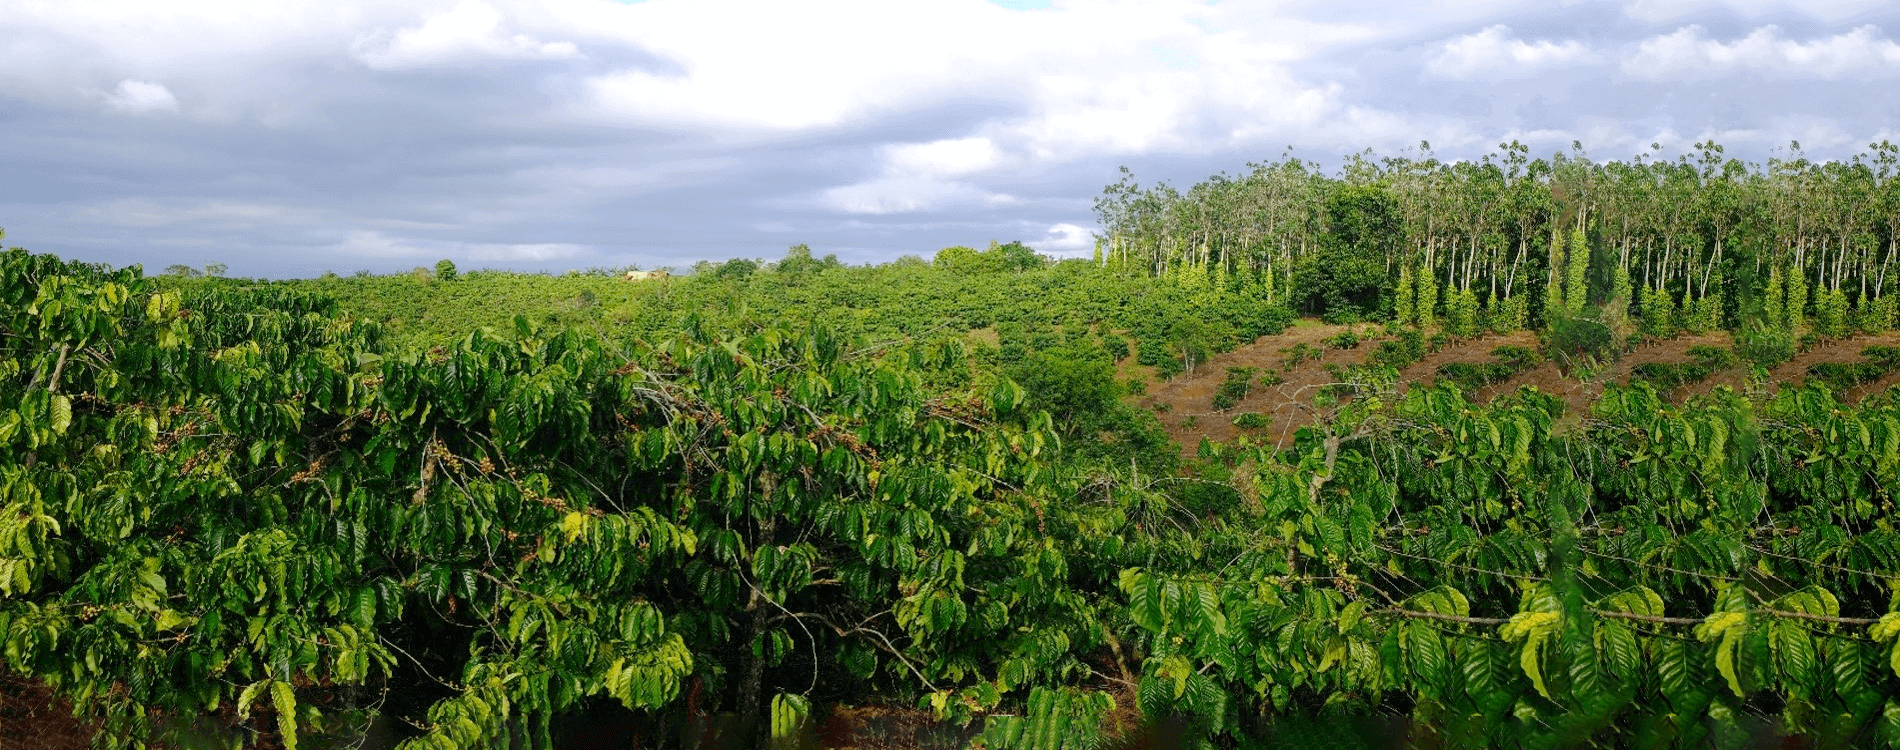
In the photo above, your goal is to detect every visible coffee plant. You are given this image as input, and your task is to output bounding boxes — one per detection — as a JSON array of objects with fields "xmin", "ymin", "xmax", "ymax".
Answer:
[{"xmin": 5, "ymin": 247, "xmax": 1900, "ymax": 749}]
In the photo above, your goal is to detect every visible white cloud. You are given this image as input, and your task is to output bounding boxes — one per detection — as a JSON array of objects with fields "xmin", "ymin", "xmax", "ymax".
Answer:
[
  {"xmin": 1427, "ymin": 25, "xmax": 1600, "ymax": 80},
  {"xmin": 75, "ymin": 199, "xmax": 320, "ymax": 227},
  {"xmin": 1036, "ymin": 222, "xmax": 1095, "ymax": 255},
  {"xmin": 330, "ymin": 229, "xmax": 583, "ymax": 261},
  {"xmin": 1623, "ymin": 25, "xmax": 1900, "ymax": 79},
  {"xmin": 104, "ymin": 79, "xmax": 180, "ymax": 115},
  {"xmin": 883, "ymin": 138, "xmax": 1001, "ymax": 179},
  {"xmin": 355, "ymin": 1, "xmax": 579, "ymax": 69},
  {"xmin": 466, "ymin": 241, "xmax": 582, "ymax": 261},
  {"xmin": 6, "ymin": 0, "xmax": 1900, "ymax": 274},
  {"xmin": 821, "ymin": 137, "xmax": 1007, "ymax": 213},
  {"xmin": 573, "ymin": 0, "xmax": 1392, "ymax": 157},
  {"xmin": 1622, "ymin": 0, "xmax": 1891, "ymax": 23},
  {"xmin": 821, "ymin": 177, "xmax": 1013, "ymax": 215},
  {"xmin": 332, "ymin": 230, "xmax": 434, "ymax": 258}
]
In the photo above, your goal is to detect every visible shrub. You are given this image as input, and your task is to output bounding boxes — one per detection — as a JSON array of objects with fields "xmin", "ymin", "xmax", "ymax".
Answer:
[
  {"xmin": 1444, "ymin": 288, "xmax": 1481, "ymax": 338},
  {"xmin": 1103, "ymin": 336, "xmax": 1131, "ymax": 362},
  {"xmin": 1212, "ymin": 366, "xmax": 1257, "ymax": 411},
  {"xmin": 1369, "ymin": 328, "xmax": 1424, "ymax": 369},
  {"xmin": 1869, "ymin": 295, "xmax": 1898, "ymax": 331},
  {"xmin": 1323, "ymin": 330, "xmax": 1361, "ymax": 350},
  {"xmin": 1687, "ymin": 345, "xmax": 1738, "ymax": 371},
  {"xmin": 1232, "ymin": 412, "xmax": 1273, "ymax": 429},
  {"xmin": 1813, "ymin": 288, "xmax": 1851, "ymax": 339},
  {"xmin": 1809, "ymin": 345, "xmax": 1900, "ymax": 390},
  {"xmin": 1736, "ymin": 322, "xmax": 1795, "ymax": 368},
  {"xmin": 434, "ymin": 259, "xmax": 458, "ymax": 281},
  {"xmin": 1007, "ymin": 348, "xmax": 1120, "ymax": 438},
  {"xmin": 1314, "ymin": 364, "xmax": 1391, "ymax": 403},
  {"xmin": 1320, "ymin": 307, "xmax": 1363, "ymax": 325},
  {"xmin": 1638, "ymin": 287, "xmax": 1676, "ymax": 338},
  {"xmin": 1865, "ymin": 345, "xmax": 1900, "ymax": 370},
  {"xmin": 1488, "ymin": 294, "xmax": 1529, "ymax": 333},
  {"xmin": 1436, "ymin": 361, "xmax": 1514, "ymax": 392},
  {"xmin": 1545, "ymin": 312, "xmax": 1617, "ymax": 363},
  {"xmin": 1684, "ymin": 292, "xmax": 1722, "ymax": 333},
  {"xmin": 1435, "ymin": 345, "xmax": 1542, "ymax": 393},
  {"xmin": 1806, "ymin": 362, "xmax": 1885, "ymax": 391},
  {"xmin": 997, "ymin": 323, "xmax": 1028, "ymax": 364},
  {"xmin": 1257, "ymin": 368, "xmax": 1284, "ymax": 387},
  {"xmin": 1631, "ymin": 362, "xmax": 1703, "ymax": 389},
  {"xmin": 1632, "ymin": 349, "xmax": 1739, "ymax": 389},
  {"xmin": 1279, "ymin": 342, "xmax": 1322, "ymax": 369},
  {"xmin": 1492, "ymin": 345, "xmax": 1543, "ymax": 371}
]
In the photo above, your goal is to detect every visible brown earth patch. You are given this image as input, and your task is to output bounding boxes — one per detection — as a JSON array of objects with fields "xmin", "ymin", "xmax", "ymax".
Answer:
[
  {"xmin": 1769, "ymin": 332, "xmax": 1900, "ymax": 397},
  {"xmin": 1395, "ymin": 331, "xmax": 1540, "ymax": 387},
  {"xmin": 1138, "ymin": 321, "xmax": 1370, "ymax": 455},
  {"xmin": 0, "ymin": 672, "xmax": 95, "ymax": 750},
  {"xmin": 1606, "ymin": 332, "xmax": 1735, "ymax": 379},
  {"xmin": 1135, "ymin": 324, "xmax": 1900, "ymax": 457},
  {"xmin": 1847, "ymin": 368, "xmax": 1900, "ymax": 403},
  {"xmin": 1614, "ymin": 332, "xmax": 1742, "ymax": 403}
]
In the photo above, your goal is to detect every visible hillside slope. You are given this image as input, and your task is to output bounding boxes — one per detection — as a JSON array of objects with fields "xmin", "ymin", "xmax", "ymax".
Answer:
[{"xmin": 1138, "ymin": 322, "xmax": 1900, "ymax": 455}]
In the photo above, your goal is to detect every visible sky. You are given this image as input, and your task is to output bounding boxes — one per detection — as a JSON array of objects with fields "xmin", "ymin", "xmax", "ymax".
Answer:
[{"xmin": 1, "ymin": 0, "xmax": 1897, "ymax": 278}]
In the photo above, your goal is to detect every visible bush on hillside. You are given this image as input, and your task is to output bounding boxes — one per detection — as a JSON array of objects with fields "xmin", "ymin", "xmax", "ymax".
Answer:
[
  {"xmin": 1369, "ymin": 328, "xmax": 1425, "ymax": 369},
  {"xmin": 1212, "ymin": 366, "xmax": 1257, "ymax": 411},
  {"xmin": 1735, "ymin": 322, "xmax": 1795, "ymax": 368}
]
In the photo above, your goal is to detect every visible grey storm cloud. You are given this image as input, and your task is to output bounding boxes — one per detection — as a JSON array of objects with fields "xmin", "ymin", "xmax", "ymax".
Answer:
[{"xmin": 0, "ymin": 0, "xmax": 1896, "ymax": 277}]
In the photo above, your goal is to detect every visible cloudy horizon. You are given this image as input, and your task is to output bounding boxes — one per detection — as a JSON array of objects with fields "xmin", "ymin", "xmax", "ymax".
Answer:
[{"xmin": 2, "ymin": 0, "xmax": 1897, "ymax": 278}]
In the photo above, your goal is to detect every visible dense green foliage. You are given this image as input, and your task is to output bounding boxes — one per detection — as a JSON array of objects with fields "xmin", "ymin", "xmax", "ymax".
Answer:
[
  {"xmin": 274, "ymin": 244, "xmax": 1289, "ymax": 372},
  {"xmin": 1805, "ymin": 346, "xmax": 1900, "ymax": 391},
  {"xmin": 7, "ymin": 243, "xmax": 1900, "ymax": 749},
  {"xmin": 1630, "ymin": 346, "xmax": 1740, "ymax": 390},
  {"xmin": 1097, "ymin": 141, "xmax": 1900, "ymax": 338},
  {"xmin": 1434, "ymin": 345, "xmax": 1543, "ymax": 394}
]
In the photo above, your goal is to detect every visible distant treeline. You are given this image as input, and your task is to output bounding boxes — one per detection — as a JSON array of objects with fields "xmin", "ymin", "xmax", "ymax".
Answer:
[{"xmin": 1094, "ymin": 140, "xmax": 1900, "ymax": 332}]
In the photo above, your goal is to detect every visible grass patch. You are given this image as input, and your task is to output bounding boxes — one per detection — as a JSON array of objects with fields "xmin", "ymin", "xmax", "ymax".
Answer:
[
  {"xmin": 1368, "ymin": 328, "xmax": 1424, "ymax": 369},
  {"xmin": 1433, "ymin": 345, "xmax": 1544, "ymax": 394},
  {"xmin": 1213, "ymin": 366, "xmax": 1257, "ymax": 411},
  {"xmin": 1630, "ymin": 346, "xmax": 1740, "ymax": 390},
  {"xmin": 1279, "ymin": 342, "xmax": 1323, "ymax": 369},
  {"xmin": 1806, "ymin": 345, "xmax": 1900, "ymax": 391},
  {"xmin": 1232, "ymin": 412, "xmax": 1273, "ymax": 429}
]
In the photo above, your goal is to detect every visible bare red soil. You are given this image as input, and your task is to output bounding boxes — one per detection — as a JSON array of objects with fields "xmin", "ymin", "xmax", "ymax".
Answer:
[
  {"xmin": 1137, "ymin": 322, "xmax": 1900, "ymax": 455},
  {"xmin": 1137, "ymin": 322, "xmax": 1372, "ymax": 455}
]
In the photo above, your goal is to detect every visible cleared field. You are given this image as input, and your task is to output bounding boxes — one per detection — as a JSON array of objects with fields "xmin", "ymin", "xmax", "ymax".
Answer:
[{"xmin": 1142, "ymin": 321, "xmax": 1900, "ymax": 454}]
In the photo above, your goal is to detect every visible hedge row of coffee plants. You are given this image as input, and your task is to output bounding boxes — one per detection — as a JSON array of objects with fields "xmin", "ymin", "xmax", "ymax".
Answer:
[{"xmin": 7, "ymin": 247, "xmax": 1900, "ymax": 748}]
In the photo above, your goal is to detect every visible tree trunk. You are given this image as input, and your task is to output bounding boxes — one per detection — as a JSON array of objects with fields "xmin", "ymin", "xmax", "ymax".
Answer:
[
  {"xmin": 737, "ymin": 513, "xmax": 778, "ymax": 747},
  {"xmin": 1700, "ymin": 229, "xmax": 1721, "ymax": 298}
]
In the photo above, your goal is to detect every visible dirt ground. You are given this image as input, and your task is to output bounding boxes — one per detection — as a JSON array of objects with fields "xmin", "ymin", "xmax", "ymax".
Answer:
[
  {"xmin": 1138, "ymin": 321, "xmax": 1372, "ymax": 455},
  {"xmin": 1137, "ymin": 322, "xmax": 1900, "ymax": 455},
  {"xmin": 0, "ymin": 672, "xmax": 94, "ymax": 750}
]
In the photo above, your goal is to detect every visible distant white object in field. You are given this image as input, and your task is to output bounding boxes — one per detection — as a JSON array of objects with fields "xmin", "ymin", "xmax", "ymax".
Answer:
[{"xmin": 624, "ymin": 269, "xmax": 670, "ymax": 281}]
